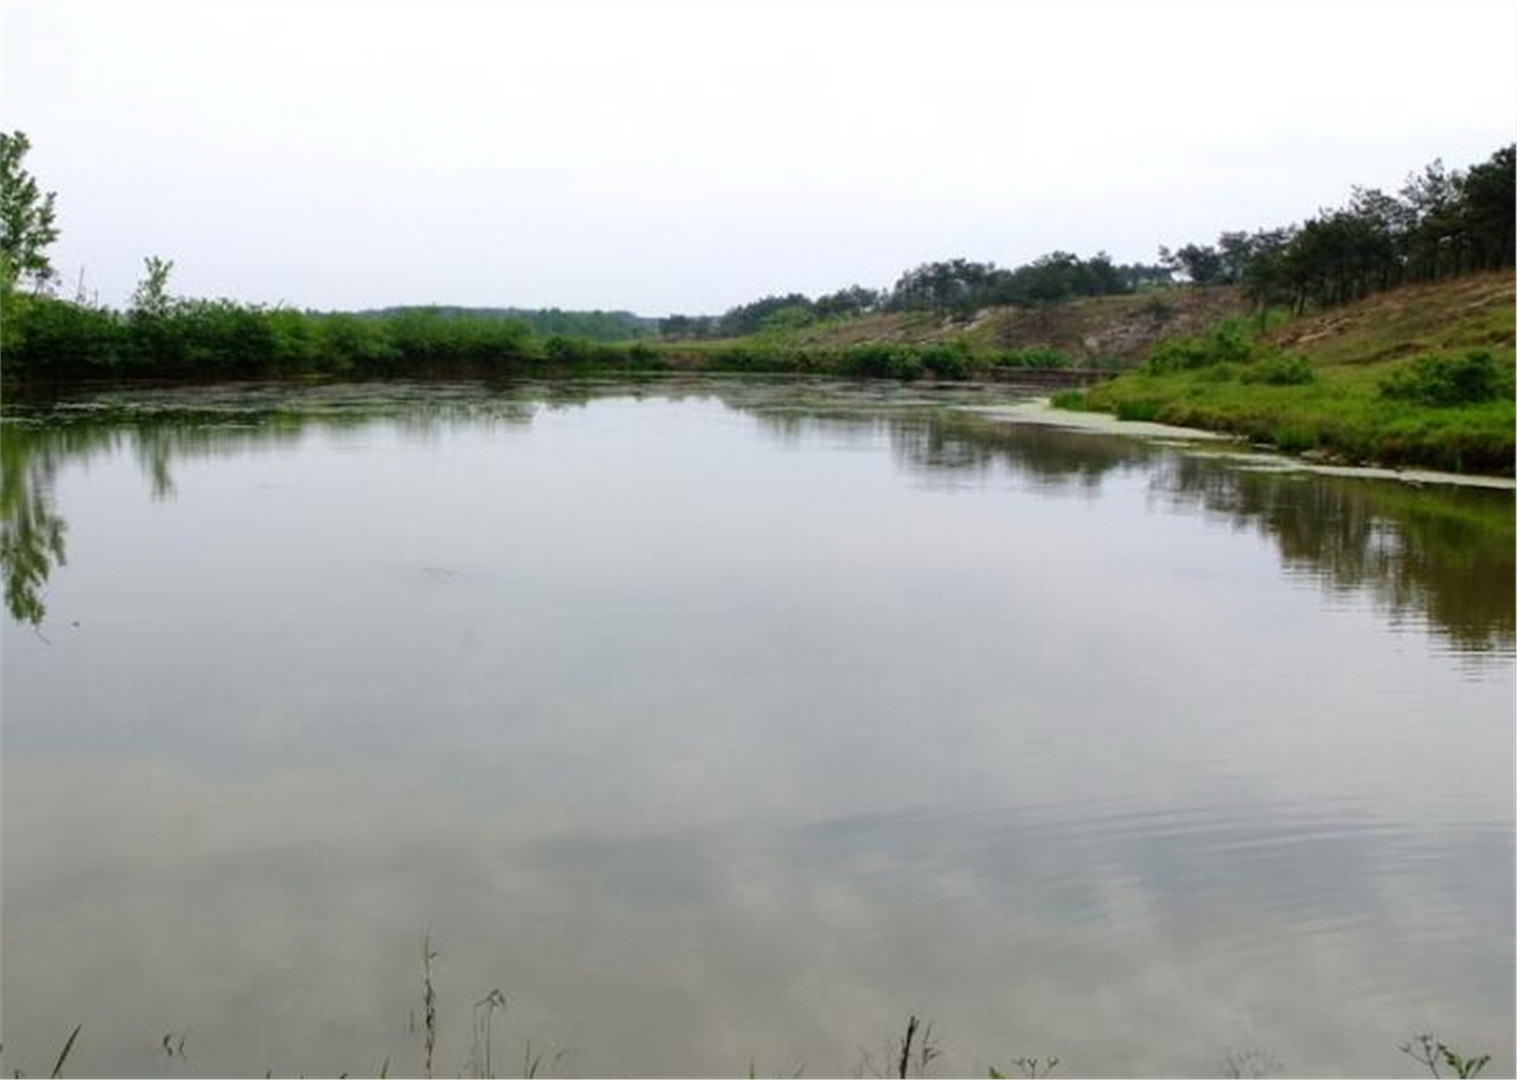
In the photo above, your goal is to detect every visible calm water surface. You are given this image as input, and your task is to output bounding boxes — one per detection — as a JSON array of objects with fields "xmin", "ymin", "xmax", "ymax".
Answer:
[{"xmin": 2, "ymin": 378, "xmax": 1512, "ymax": 1078}]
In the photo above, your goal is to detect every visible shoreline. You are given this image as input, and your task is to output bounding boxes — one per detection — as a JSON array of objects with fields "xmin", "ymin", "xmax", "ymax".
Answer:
[{"xmin": 976, "ymin": 397, "xmax": 1517, "ymax": 490}]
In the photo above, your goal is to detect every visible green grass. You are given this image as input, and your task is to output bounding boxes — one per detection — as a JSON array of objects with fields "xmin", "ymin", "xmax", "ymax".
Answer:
[
  {"xmin": 1079, "ymin": 367, "xmax": 1513, "ymax": 473},
  {"xmin": 1059, "ymin": 274, "xmax": 1516, "ymax": 475}
]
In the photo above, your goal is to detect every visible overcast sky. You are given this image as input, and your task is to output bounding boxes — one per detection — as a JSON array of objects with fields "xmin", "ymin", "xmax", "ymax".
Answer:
[{"xmin": 1, "ymin": 0, "xmax": 1513, "ymax": 316}]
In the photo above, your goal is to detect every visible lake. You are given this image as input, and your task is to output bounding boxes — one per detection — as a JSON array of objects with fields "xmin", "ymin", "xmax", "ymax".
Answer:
[{"xmin": 2, "ymin": 377, "xmax": 1512, "ymax": 1078}]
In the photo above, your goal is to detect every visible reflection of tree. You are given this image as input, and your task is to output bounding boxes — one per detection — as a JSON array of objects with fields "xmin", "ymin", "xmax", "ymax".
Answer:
[
  {"xmin": 749, "ymin": 408, "xmax": 1152, "ymax": 489},
  {"xmin": 894, "ymin": 413, "xmax": 1152, "ymax": 489},
  {"xmin": 0, "ymin": 425, "xmax": 68, "ymax": 626},
  {"xmin": 0, "ymin": 386, "xmax": 542, "ymax": 625},
  {"xmin": 3, "ymin": 381, "xmax": 1513, "ymax": 655},
  {"xmin": 1155, "ymin": 456, "xmax": 1515, "ymax": 653},
  {"xmin": 741, "ymin": 401, "xmax": 1513, "ymax": 655}
]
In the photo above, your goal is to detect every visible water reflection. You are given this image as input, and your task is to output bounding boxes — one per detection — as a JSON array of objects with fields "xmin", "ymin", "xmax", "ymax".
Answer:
[
  {"xmin": 0, "ymin": 385, "xmax": 541, "ymax": 625},
  {"xmin": 1154, "ymin": 455, "xmax": 1515, "ymax": 655},
  {"xmin": 5, "ymin": 380, "xmax": 1509, "ymax": 656},
  {"xmin": 2, "ymin": 377, "xmax": 1511, "ymax": 1077},
  {"xmin": 4, "ymin": 758, "xmax": 1510, "ymax": 1078}
]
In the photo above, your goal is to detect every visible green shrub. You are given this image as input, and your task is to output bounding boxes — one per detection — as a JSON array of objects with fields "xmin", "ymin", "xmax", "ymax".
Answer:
[
  {"xmin": 920, "ymin": 342, "xmax": 974, "ymax": 379},
  {"xmin": 3, "ymin": 294, "xmax": 125, "ymax": 373},
  {"xmin": 1145, "ymin": 319, "xmax": 1258, "ymax": 373},
  {"xmin": 1144, "ymin": 336, "xmax": 1213, "ymax": 373},
  {"xmin": 842, "ymin": 343, "xmax": 922, "ymax": 380},
  {"xmin": 625, "ymin": 342, "xmax": 668, "ymax": 369},
  {"xmin": 1379, "ymin": 350, "xmax": 1508, "ymax": 406},
  {"xmin": 1271, "ymin": 425, "xmax": 1319, "ymax": 453},
  {"xmin": 1114, "ymin": 400, "xmax": 1161, "ymax": 421},
  {"xmin": 1241, "ymin": 353, "xmax": 1316, "ymax": 385},
  {"xmin": 544, "ymin": 335, "xmax": 592, "ymax": 364},
  {"xmin": 706, "ymin": 345, "xmax": 798, "ymax": 373},
  {"xmin": 1209, "ymin": 319, "xmax": 1255, "ymax": 364},
  {"xmin": 316, "ymin": 313, "xmax": 400, "ymax": 372}
]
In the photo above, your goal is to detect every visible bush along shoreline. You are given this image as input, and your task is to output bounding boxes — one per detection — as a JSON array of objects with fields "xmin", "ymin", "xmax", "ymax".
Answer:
[
  {"xmin": 1051, "ymin": 305, "xmax": 1515, "ymax": 477},
  {"xmin": 0, "ymin": 284, "xmax": 1091, "ymax": 386}
]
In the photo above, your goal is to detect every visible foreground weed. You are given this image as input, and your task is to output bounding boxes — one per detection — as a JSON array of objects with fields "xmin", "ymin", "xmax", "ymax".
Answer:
[
  {"xmin": 421, "ymin": 933, "xmax": 438, "ymax": 1079},
  {"xmin": 48, "ymin": 1026, "xmax": 81, "ymax": 1079},
  {"xmin": 522, "ymin": 1039, "xmax": 568, "ymax": 1079},
  {"xmin": 1220, "ymin": 1048, "xmax": 1280, "ymax": 1078},
  {"xmin": 470, "ymin": 988, "xmax": 506, "ymax": 1079},
  {"xmin": 988, "ymin": 1056, "xmax": 1059, "ymax": 1079},
  {"xmin": 857, "ymin": 1015, "xmax": 940, "ymax": 1079},
  {"xmin": 1400, "ymin": 1033, "xmax": 1491, "ymax": 1078}
]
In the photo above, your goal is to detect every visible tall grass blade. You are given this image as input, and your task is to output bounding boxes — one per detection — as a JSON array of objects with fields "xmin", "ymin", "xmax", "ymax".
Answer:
[{"xmin": 48, "ymin": 1026, "xmax": 81, "ymax": 1079}]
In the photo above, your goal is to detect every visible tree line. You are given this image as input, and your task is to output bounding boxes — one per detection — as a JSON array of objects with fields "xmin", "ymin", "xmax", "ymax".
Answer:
[
  {"xmin": 356, "ymin": 305, "xmax": 656, "ymax": 342},
  {"xmin": 1161, "ymin": 145, "xmax": 1514, "ymax": 312},
  {"xmin": 658, "ymin": 254, "xmax": 1171, "ymax": 339},
  {"xmin": 2, "ymin": 252, "xmax": 542, "ymax": 378},
  {"xmin": 662, "ymin": 145, "xmax": 1513, "ymax": 340}
]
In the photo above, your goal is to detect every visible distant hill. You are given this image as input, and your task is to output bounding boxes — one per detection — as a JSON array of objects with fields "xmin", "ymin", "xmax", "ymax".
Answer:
[
  {"xmin": 353, "ymin": 306, "xmax": 659, "ymax": 342},
  {"xmin": 721, "ymin": 286, "xmax": 1253, "ymax": 368}
]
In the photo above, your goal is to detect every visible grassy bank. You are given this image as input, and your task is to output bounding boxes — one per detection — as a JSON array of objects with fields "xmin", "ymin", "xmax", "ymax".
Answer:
[{"xmin": 1052, "ymin": 273, "xmax": 1515, "ymax": 475}]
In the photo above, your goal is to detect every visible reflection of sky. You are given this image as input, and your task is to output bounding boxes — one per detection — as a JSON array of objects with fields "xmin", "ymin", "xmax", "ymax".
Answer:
[{"xmin": 3, "ymin": 391, "xmax": 1513, "ymax": 1077}]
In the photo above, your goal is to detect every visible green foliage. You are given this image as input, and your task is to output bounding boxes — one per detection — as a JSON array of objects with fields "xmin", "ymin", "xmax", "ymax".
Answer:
[
  {"xmin": 625, "ymin": 342, "xmax": 667, "ymax": 369},
  {"xmin": 840, "ymin": 344, "xmax": 924, "ymax": 380},
  {"xmin": 361, "ymin": 305, "xmax": 652, "ymax": 342},
  {"xmin": 544, "ymin": 334, "xmax": 621, "ymax": 366},
  {"xmin": 3, "ymin": 293, "xmax": 543, "ymax": 379},
  {"xmin": 1442, "ymin": 1046, "xmax": 1492, "ymax": 1079},
  {"xmin": 657, "ymin": 313, "xmax": 717, "ymax": 339},
  {"xmin": 1086, "ymin": 338, "xmax": 1515, "ymax": 474},
  {"xmin": 1145, "ymin": 337, "xmax": 1215, "ymax": 373},
  {"xmin": 1239, "ymin": 354, "xmax": 1315, "ymax": 386},
  {"xmin": 884, "ymin": 252, "xmax": 1161, "ymax": 316},
  {"xmin": 318, "ymin": 312, "xmax": 400, "ymax": 372},
  {"xmin": 1165, "ymin": 144, "xmax": 1515, "ymax": 314},
  {"xmin": 758, "ymin": 304, "xmax": 817, "ymax": 333},
  {"xmin": 384, "ymin": 307, "xmax": 532, "ymax": 367},
  {"xmin": 1269, "ymin": 424, "xmax": 1319, "ymax": 454},
  {"xmin": 1400, "ymin": 1034, "xmax": 1492, "ymax": 1079},
  {"xmin": 1113, "ymin": 400, "xmax": 1161, "ymax": 421},
  {"xmin": 131, "ymin": 256, "xmax": 174, "ymax": 316},
  {"xmin": 0, "ymin": 131, "xmax": 61, "ymax": 291},
  {"xmin": 1197, "ymin": 362, "xmax": 1242, "ymax": 383},
  {"xmin": 4, "ymin": 294, "xmax": 123, "ymax": 373},
  {"xmin": 716, "ymin": 293, "xmax": 816, "ymax": 337},
  {"xmin": 919, "ymin": 341, "xmax": 976, "ymax": 379},
  {"xmin": 1145, "ymin": 319, "xmax": 1261, "ymax": 373},
  {"xmin": 701, "ymin": 344, "xmax": 804, "ymax": 374},
  {"xmin": 1379, "ymin": 350, "xmax": 1507, "ymax": 406},
  {"xmin": 1160, "ymin": 242, "xmax": 1226, "ymax": 285},
  {"xmin": 814, "ymin": 284, "xmax": 883, "ymax": 319},
  {"xmin": 266, "ymin": 307, "xmax": 321, "ymax": 372}
]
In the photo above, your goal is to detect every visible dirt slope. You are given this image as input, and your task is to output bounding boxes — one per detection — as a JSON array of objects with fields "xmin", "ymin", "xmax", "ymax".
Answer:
[
  {"xmin": 1264, "ymin": 271, "xmax": 1514, "ymax": 367},
  {"xmin": 784, "ymin": 287, "xmax": 1252, "ymax": 366}
]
